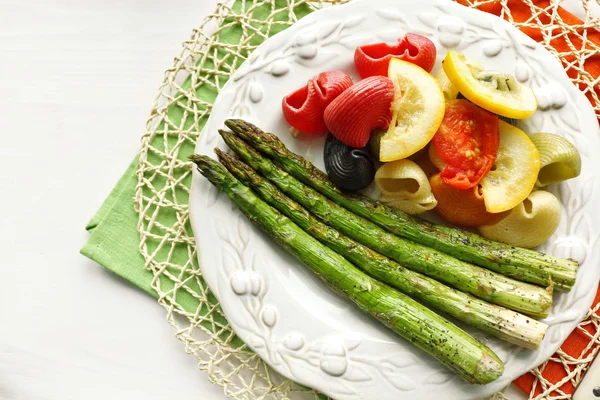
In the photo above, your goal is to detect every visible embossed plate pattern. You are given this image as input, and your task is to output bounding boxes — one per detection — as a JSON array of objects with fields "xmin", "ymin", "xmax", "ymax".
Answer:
[{"xmin": 190, "ymin": 0, "xmax": 600, "ymax": 398}]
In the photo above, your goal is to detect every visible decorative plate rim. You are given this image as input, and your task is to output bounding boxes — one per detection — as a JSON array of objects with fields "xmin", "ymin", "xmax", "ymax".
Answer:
[{"xmin": 189, "ymin": 1, "xmax": 600, "ymax": 399}]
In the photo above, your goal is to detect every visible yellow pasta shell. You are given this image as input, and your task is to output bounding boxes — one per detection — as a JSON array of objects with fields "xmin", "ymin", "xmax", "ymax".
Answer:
[
  {"xmin": 434, "ymin": 67, "xmax": 459, "ymax": 101},
  {"xmin": 529, "ymin": 133, "xmax": 581, "ymax": 187},
  {"xmin": 381, "ymin": 198, "xmax": 438, "ymax": 215},
  {"xmin": 375, "ymin": 159, "xmax": 437, "ymax": 215},
  {"xmin": 412, "ymin": 152, "xmax": 440, "ymax": 179},
  {"xmin": 434, "ymin": 57, "xmax": 482, "ymax": 102},
  {"xmin": 480, "ymin": 121, "xmax": 540, "ymax": 213},
  {"xmin": 428, "ymin": 143, "xmax": 446, "ymax": 171},
  {"xmin": 478, "ymin": 191, "xmax": 561, "ymax": 248}
]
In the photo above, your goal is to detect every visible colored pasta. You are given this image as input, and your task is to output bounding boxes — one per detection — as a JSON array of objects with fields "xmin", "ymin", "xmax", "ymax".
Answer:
[
  {"xmin": 529, "ymin": 133, "xmax": 581, "ymax": 187},
  {"xmin": 479, "ymin": 191, "xmax": 561, "ymax": 248},
  {"xmin": 375, "ymin": 159, "xmax": 437, "ymax": 214}
]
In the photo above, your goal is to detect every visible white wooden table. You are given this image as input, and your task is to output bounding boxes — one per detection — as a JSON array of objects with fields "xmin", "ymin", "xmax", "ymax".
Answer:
[
  {"xmin": 0, "ymin": 1, "xmax": 596, "ymax": 399},
  {"xmin": 0, "ymin": 1, "xmax": 225, "ymax": 399}
]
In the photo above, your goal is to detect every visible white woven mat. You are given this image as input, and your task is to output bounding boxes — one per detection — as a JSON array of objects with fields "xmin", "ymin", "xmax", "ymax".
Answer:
[{"xmin": 134, "ymin": 1, "xmax": 600, "ymax": 398}]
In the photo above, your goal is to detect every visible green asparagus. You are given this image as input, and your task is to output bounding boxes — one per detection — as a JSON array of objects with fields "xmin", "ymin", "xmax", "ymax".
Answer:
[
  {"xmin": 219, "ymin": 129, "xmax": 553, "ymax": 318},
  {"xmin": 190, "ymin": 154, "xmax": 504, "ymax": 384},
  {"xmin": 216, "ymin": 149, "xmax": 548, "ymax": 349},
  {"xmin": 224, "ymin": 119, "xmax": 578, "ymax": 292}
]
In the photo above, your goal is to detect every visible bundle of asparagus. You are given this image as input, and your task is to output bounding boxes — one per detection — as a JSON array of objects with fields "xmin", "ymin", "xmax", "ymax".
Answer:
[
  {"xmin": 190, "ymin": 119, "xmax": 579, "ymax": 384},
  {"xmin": 218, "ymin": 130, "xmax": 552, "ymax": 319},
  {"xmin": 215, "ymin": 149, "xmax": 547, "ymax": 349},
  {"xmin": 191, "ymin": 155, "xmax": 504, "ymax": 384},
  {"xmin": 224, "ymin": 119, "xmax": 579, "ymax": 292}
]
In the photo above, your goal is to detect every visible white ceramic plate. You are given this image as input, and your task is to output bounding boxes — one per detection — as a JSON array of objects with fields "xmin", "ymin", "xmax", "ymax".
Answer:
[{"xmin": 190, "ymin": 0, "xmax": 600, "ymax": 398}]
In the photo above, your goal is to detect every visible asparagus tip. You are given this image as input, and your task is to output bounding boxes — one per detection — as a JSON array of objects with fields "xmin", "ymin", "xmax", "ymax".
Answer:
[
  {"xmin": 225, "ymin": 118, "xmax": 246, "ymax": 127},
  {"xmin": 214, "ymin": 148, "xmax": 229, "ymax": 163},
  {"xmin": 218, "ymin": 129, "xmax": 234, "ymax": 140},
  {"xmin": 188, "ymin": 154, "xmax": 214, "ymax": 173},
  {"xmin": 188, "ymin": 153, "xmax": 205, "ymax": 163}
]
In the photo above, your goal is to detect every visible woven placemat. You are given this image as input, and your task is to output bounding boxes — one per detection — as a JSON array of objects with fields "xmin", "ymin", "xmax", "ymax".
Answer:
[{"xmin": 134, "ymin": 1, "xmax": 600, "ymax": 399}]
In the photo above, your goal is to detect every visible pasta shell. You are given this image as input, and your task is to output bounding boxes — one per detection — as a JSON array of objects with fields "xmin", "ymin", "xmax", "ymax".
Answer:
[
  {"xmin": 478, "ymin": 191, "xmax": 561, "ymax": 248},
  {"xmin": 355, "ymin": 33, "xmax": 436, "ymax": 78},
  {"xmin": 324, "ymin": 134, "xmax": 375, "ymax": 191},
  {"xmin": 282, "ymin": 70, "xmax": 353, "ymax": 134},
  {"xmin": 375, "ymin": 159, "xmax": 437, "ymax": 215},
  {"xmin": 412, "ymin": 152, "xmax": 440, "ymax": 179},
  {"xmin": 428, "ymin": 143, "xmax": 446, "ymax": 171},
  {"xmin": 430, "ymin": 174, "xmax": 504, "ymax": 227},
  {"xmin": 324, "ymin": 76, "xmax": 395, "ymax": 148},
  {"xmin": 434, "ymin": 67, "xmax": 459, "ymax": 101},
  {"xmin": 435, "ymin": 57, "xmax": 483, "ymax": 102},
  {"xmin": 382, "ymin": 198, "xmax": 438, "ymax": 215},
  {"xmin": 529, "ymin": 133, "xmax": 581, "ymax": 187}
]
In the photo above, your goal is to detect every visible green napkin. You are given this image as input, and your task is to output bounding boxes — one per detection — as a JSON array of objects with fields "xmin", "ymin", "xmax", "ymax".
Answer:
[
  {"xmin": 82, "ymin": 159, "xmax": 156, "ymax": 296},
  {"xmin": 81, "ymin": 0, "xmax": 314, "ymax": 311}
]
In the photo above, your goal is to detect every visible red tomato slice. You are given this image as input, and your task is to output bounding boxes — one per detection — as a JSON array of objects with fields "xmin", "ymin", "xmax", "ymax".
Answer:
[{"xmin": 432, "ymin": 99, "xmax": 499, "ymax": 190}]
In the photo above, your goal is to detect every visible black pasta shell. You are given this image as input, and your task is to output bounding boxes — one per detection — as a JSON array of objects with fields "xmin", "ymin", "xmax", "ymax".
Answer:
[{"xmin": 324, "ymin": 133, "xmax": 375, "ymax": 192}]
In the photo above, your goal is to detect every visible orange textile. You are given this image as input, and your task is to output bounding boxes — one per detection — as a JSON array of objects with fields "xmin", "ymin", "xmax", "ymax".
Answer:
[{"xmin": 513, "ymin": 286, "xmax": 600, "ymax": 397}]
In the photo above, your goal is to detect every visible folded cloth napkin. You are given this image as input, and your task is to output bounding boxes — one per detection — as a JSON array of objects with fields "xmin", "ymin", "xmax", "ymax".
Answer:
[
  {"xmin": 81, "ymin": 0, "xmax": 600, "ymax": 398},
  {"xmin": 82, "ymin": 160, "xmax": 156, "ymax": 297}
]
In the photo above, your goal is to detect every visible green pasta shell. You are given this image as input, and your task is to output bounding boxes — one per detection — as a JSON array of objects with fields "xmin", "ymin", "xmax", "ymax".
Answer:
[{"xmin": 529, "ymin": 133, "xmax": 581, "ymax": 187}]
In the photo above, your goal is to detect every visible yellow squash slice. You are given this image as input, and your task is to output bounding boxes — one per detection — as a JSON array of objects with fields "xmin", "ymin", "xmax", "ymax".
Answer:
[
  {"xmin": 443, "ymin": 50, "xmax": 537, "ymax": 119},
  {"xmin": 379, "ymin": 58, "xmax": 445, "ymax": 162},
  {"xmin": 480, "ymin": 121, "xmax": 540, "ymax": 213}
]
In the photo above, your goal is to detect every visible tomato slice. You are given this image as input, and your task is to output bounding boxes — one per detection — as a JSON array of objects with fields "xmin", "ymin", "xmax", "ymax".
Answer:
[{"xmin": 432, "ymin": 99, "xmax": 499, "ymax": 190}]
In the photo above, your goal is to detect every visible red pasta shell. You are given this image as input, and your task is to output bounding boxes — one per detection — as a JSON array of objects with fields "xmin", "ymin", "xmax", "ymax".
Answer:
[
  {"xmin": 282, "ymin": 70, "xmax": 353, "ymax": 134},
  {"xmin": 324, "ymin": 76, "xmax": 394, "ymax": 148},
  {"xmin": 354, "ymin": 33, "xmax": 437, "ymax": 78}
]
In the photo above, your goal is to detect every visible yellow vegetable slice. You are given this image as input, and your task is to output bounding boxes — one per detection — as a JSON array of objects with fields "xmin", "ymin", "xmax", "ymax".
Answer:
[
  {"xmin": 529, "ymin": 133, "xmax": 581, "ymax": 187},
  {"xmin": 479, "ymin": 191, "xmax": 561, "ymax": 248},
  {"xmin": 480, "ymin": 121, "xmax": 540, "ymax": 213},
  {"xmin": 379, "ymin": 58, "xmax": 445, "ymax": 162},
  {"xmin": 443, "ymin": 50, "xmax": 537, "ymax": 119}
]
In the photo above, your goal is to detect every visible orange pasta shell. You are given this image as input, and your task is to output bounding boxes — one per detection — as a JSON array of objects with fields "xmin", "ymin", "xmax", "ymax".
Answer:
[{"xmin": 430, "ymin": 173, "xmax": 504, "ymax": 227}]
